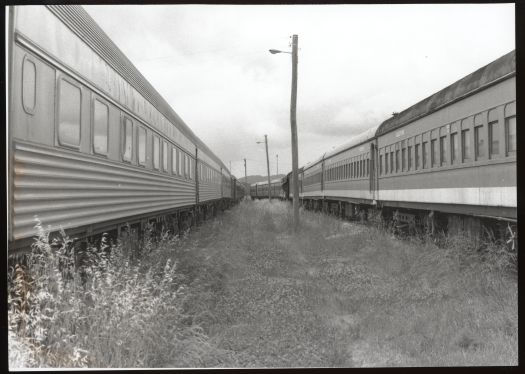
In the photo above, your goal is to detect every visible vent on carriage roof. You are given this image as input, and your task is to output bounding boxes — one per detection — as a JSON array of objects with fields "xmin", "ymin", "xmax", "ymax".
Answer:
[{"xmin": 376, "ymin": 50, "xmax": 515, "ymax": 137}]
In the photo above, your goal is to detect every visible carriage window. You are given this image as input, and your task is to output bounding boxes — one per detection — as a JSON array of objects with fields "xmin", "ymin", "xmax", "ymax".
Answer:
[
  {"xmin": 22, "ymin": 58, "xmax": 36, "ymax": 114},
  {"xmin": 185, "ymin": 154, "xmax": 190, "ymax": 178},
  {"xmin": 462, "ymin": 129, "xmax": 471, "ymax": 162},
  {"xmin": 390, "ymin": 152, "xmax": 394, "ymax": 173},
  {"xmin": 395, "ymin": 150, "xmax": 399, "ymax": 172},
  {"xmin": 379, "ymin": 155, "xmax": 383, "ymax": 175},
  {"xmin": 58, "ymin": 79, "xmax": 81, "ymax": 147},
  {"xmin": 489, "ymin": 121, "xmax": 499, "ymax": 157},
  {"xmin": 93, "ymin": 99, "xmax": 108, "ymax": 155},
  {"xmin": 384, "ymin": 154, "xmax": 388, "ymax": 174},
  {"xmin": 431, "ymin": 139, "xmax": 438, "ymax": 167},
  {"xmin": 162, "ymin": 141, "xmax": 168, "ymax": 172},
  {"xmin": 506, "ymin": 116, "xmax": 516, "ymax": 155},
  {"xmin": 439, "ymin": 136, "xmax": 447, "ymax": 166},
  {"xmin": 415, "ymin": 144, "xmax": 420, "ymax": 170},
  {"xmin": 179, "ymin": 151, "xmax": 184, "ymax": 176},
  {"xmin": 152, "ymin": 135, "xmax": 160, "ymax": 170},
  {"xmin": 422, "ymin": 142, "xmax": 428, "ymax": 169},
  {"xmin": 137, "ymin": 126, "xmax": 146, "ymax": 165},
  {"xmin": 451, "ymin": 133, "xmax": 458, "ymax": 164},
  {"xmin": 190, "ymin": 158, "xmax": 194, "ymax": 180},
  {"xmin": 407, "ymin": 146, "xmax": 412, "ymax": 171},
  {"xmin": 474, "ymin": 125, "xmax": 485, "ymax": 159},
  {"xmin": 505, "ymin": 102, "xmax": 516, "ymax": 155},
  {"xmin": 401, "ymin": 148, "xmax": 405, "ymax": 171},
  {"xmin": 172, "ymin": 147, "xmax": 178, "ymax": 174},
  {"xmin": 367, "ymin": 159, "xmax": 370, "ymax": 176},
  {"xmin": 122, "ymin": 117, "xmax": 132, "ymax": 161}
]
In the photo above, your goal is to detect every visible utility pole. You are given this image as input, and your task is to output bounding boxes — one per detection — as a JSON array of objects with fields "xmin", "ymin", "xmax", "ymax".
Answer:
[
  {"xmin": 244, "ymin": 158, "xmax": 248, "ymax": 197},
  {"xmin": 276, "ymin": 154, "xmax": 279, "ymax": 175},
  {"xmin": 264, "ymin": 134, "xmax": 271, "ymax": 201},
  {"xmin": 290, "ymin": 34, "xmax": 300, "ymax": 232}
]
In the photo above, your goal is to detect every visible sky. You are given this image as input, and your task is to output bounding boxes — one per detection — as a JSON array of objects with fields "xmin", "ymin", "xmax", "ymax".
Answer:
[{"xmin": 84, "ymin": 4, "xmax": 515, "ymax": 178}]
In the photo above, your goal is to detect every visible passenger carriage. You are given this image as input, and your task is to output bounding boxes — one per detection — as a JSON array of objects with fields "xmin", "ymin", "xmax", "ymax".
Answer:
[
  {"xmin": 375, "ymin": 50, "xmax": 516, "ymax": 234},
  {"xmin": 8, "ymin": 5, "xmax": 235, "ymax": 252}
]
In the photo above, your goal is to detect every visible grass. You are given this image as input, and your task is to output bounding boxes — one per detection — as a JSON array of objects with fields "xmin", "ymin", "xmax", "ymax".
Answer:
[{"xmin": 8, "ymin": 200, "xmax": 518, "ymax": 368}]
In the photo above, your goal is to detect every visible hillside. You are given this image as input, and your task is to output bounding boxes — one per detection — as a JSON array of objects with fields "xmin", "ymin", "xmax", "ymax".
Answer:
[{"xmin": 238, "ymin": 174, "xmax": 286, "ymax": 185}]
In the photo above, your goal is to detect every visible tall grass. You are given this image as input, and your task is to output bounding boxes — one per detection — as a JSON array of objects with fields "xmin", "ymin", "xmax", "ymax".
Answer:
[
  {"xmin": 9, "ymin": 202, "xmax": 518, "ymax": 367},
  {"xmin": 7, "ymin": 218, "xmax": 235, "ymax": 368}
]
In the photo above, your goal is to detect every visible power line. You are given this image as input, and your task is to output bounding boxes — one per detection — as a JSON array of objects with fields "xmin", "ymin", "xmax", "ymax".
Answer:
[{"xmin": 135, "ymin": 47, "xmax": 265, "ymax": 63}]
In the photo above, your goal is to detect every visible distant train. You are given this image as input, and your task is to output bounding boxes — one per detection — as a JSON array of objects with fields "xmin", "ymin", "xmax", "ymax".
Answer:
[
  {"xmin": 250, "ymin": 179, "xmax": 284, "ymax": 200},
  {"xmin": 7, "ymin": 5, "xmax": 244, "ymax": 252},
  {"xmin": 281, "ymin": 50, "xmax": 516, "ymax": 241}
]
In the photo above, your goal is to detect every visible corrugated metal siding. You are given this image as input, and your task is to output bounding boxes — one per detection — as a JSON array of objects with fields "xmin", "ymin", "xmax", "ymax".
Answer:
[
  {"xmin": 199, "ymin": 182, "xmax": 221, "ymax": 202},
  {"xmin": 11, "ymin": 141, "xmax": 196, "ymax": 240}
]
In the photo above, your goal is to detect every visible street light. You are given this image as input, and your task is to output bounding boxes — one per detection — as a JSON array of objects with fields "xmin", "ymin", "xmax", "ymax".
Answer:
[
  {"xmin": 269, "ymin": 35, "xmax": 300, "ymax": 232},
  {"xmin": 269, "ymin": 49, "xmax": 291, "ymax": 55},
  {"xmin": 256, "ymin": 134, "xmax": 271, "ymax": 201}
]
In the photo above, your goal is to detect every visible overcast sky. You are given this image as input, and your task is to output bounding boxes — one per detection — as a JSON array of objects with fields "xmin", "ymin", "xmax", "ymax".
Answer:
[{"xmin": 84, "ymin": 4, "xmax": 514, "ymax": 178}]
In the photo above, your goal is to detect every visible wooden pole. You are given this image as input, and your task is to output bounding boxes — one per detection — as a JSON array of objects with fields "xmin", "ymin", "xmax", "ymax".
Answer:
[
  {"xmin": 244, "ymin": 158, "xmax": 248, "ymax": 197},
  {"xmin": 265, "ymin": 134, "xmax": 271, "ymax": 201},
  {"xmin": 290, "ymin": 34, "xmax": 300, "ymax": 232}
]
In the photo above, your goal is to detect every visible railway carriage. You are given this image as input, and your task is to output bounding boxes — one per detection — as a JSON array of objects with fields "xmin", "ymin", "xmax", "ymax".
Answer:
[
  {"xmin": 301, "ymin": 126, "xmax": 378, "ymax": 217},
  {"xmin": 8, "ymin": 5, "xmax": 235, "ymax": 252},
  {"xmin": 269, "ymin": 178, "xmax": 284, "ymax": 199},
  {"xmin": 250, "ymin": 179, "xmax": 284, "ymax": 199},
  {"xmin": 375, "ymin": 50, "xmax": 516, "ymax": 235},
  {"xmin": 285, "ymin": 50, "xmax": 516, "ymax": 240}
]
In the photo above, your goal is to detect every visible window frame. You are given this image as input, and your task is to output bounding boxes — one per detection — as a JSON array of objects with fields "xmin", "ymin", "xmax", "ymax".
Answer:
[
  {"xmin": 415, "ymin": 143, "xmax": 420, "ymax": 170},
  {"xmin": 121, "ymin": 116, "xmax": 134, "ymax": 162},
  {"xmin": 91, "ymin": 96, "xmax": 109, "ymax": 157},
  {"xmin": 22, "ymin": 55, "xmax": 37, "ymax": 115},
  {"xmin": 422, "ymin": 141, "xmax": 428, "ymax": 169},
  {"xmin": 474, "ymin": 124, "xmax": 485, "ymax": 160},
  {"xmin": 461, "ymin": 129, "xmax": 471, "ymax": 162},
  {"xmin": 505, "ymin": 116, "xmax": 516, "ymax": 156},
  {"xmin": 431, "ymin": 138, "xmax": 438, "ymax": 168},
  {"xmin": 137, "ymin": 125, "xmax": 147, "ymax": 166},
  {"xmin": 505, "ymin": 102, "xmax": 516, "ymax": 156},
  {"xmin": 152, "ymin": 134, "xmax": 160, "ymax": 170},
  {"xmin": 56, "ymin": 75, "xmax": 83, "ymax": 150},
  {"xmin": 172, "ymin": 147, "xmax": 178, "ymax": 174},
  {"xmin": 407, "ymin": 145, "xmax": 412, "ymax": 171},
  {"xmin": 162, "ymin": 140, "xmax": 168, "ymax": 172},
  {"xmin": 450, "ymin": 132, "xmax": 458, "ymax": 165},
  {"xmin": 394, "ymin": 150, "xmax": 399, "ymax": 173},
  {"xmin": 439, "ymin": 136, "xmax": 447, "ymax": 166}
]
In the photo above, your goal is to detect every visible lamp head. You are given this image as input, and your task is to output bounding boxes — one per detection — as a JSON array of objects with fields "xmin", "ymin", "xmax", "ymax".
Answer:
[{"xmin": 269, "ymin": 49, "xmax": 281, "ymax": 54}]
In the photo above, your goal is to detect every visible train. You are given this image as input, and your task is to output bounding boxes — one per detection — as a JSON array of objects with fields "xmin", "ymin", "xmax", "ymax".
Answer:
[
  {"xmin": 281, "ymin": 50, "xmax": 516, "ymax": 241},
  {"xmin": 7, "ymin": 5, "xmax": 245, "ymax": 253},
  {"xmin": 250, "ymin": 179, "xmax": 284, "ymax": 200}
]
